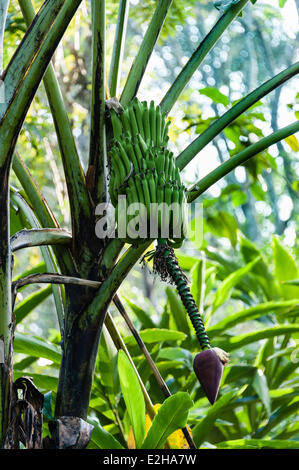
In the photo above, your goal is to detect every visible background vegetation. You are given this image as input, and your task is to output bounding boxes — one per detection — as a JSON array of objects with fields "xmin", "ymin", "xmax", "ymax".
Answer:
[{"xmin": 3, "ymin": 0, "xmax": 299, "ymax": 449}]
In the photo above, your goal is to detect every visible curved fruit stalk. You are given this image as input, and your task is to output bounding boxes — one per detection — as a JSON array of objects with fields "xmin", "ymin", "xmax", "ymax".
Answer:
[{"xmin": 153, "ymin": 239, "xmax": 229, "ymax": 404}]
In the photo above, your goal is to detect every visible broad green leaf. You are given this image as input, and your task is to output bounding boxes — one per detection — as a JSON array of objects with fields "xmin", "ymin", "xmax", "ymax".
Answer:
[
  {"xmin": 216, "ymin": 439, "xmax": 299, "ymax": 449},
  {"xmin": 97, "ymin": 325, "xmax": 118, "ymax": 406},
  {"xmin": 14, "ymin": 370, "xmax": 58, "ymax": 391},
  {"xmin": 254, "ymin": 399, "xmax": 299, "ymax": 438},
  {"xmin": 283, "ymin": 279, "xmax": 299, "ymax": 286},
  {"xmin": 217, "ymin": 324, "xmax": 299, "ymax": 352},
  {"xmin": 157, "ymin": 347, "xmax": 193, "ymax": 367},
  {"xmin": 124, "ymin": 328, "xmax": 186, "ymax": 346},
  {"xmin": 142, "ymin": 392, "xmax": 193, "ymax": 449},
  {"xmin": 117, "ymin": 350, "xmax": 146, "ymax": 448},
  {"xmin": 284, "ymin": 135, "xmax": 299, "ymax": 151},
  {"xmin": 176, "ymin": 253, "xmax": 198, "ymax": 271},
  {"xmin": 165, "ymin": 287, "xmax": 189, "ymax": 335},
  {"xmin": 13, "ymin": 261, "xmax": 47, "ymax": 282},
  {"xmin": 190, "ymin": 258, "xmax": 205, "ymax": 311},
  {"xmin": 275, "ymin": 421, "xmax": 299, "ymax": 440},
  {"xmin": 207, "ymin": 299, "xmax": 299, "ymax": 338},
  {"xmin": 14, "ymin": 332, "xmax": 61, "ymax": 364},
  {"xmin": 278, "ymin": 0, "xmax": 288, "ymax": 6},
  {"xmin": 15, "ymin": 286, "xmax": 52, "ymax": 324},
  {"xmin": 43, "ymin": 391, "xmax": 55, "ymax": 421},
  {"xmin": 222, "ymin": 364, "xmax": 256, "ymax": 385},
  {"xmin": 240, "ymin": 236, "xmax": 275, "ymax": 299},
  {"xmin": 212, "ymin": 256, "xmax": 261, "ymax": 311},
  {"xmin": 273, "ymin": 237, "xmax": 299, "ymax": 300},
  {"xmin": 124, "ymin": 298, "xmax": 155, "ymax": 329},
  {"xmin": 87, "ymin": 417, "xmax": 124, "ymax": 449},
  {"xmin": 252, "ymin": 369, "xmax": 271, "ymax": 416},
  {"xmin": 272, "ymin": 362, "xmax": 298, "ymax": 389},
  {"xmin": 205, "ymin": 211, "xmax": 238, "ymax": 247},
  {"xmin": 193, "ymin": 391, "xmax": 236, "ymax": 447},
  {"xmin": 198, "ymin": 87, "xmax": 229, "ymax": 106}
]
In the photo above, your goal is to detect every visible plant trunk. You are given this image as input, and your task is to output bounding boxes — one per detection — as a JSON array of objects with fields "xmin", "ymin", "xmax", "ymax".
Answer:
[
  {"xmin": 0, "ymin": 165, "xmax": 13, "ymax": 445},
  {"xmin": 54, "ymin": 284, "xmax": 107, "ymax": 420}
]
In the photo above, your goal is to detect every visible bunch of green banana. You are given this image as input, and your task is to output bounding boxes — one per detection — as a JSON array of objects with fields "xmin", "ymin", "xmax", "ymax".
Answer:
[{"xmin": 108, "ymin": 98, "xmax": 187, "ymax": 246}]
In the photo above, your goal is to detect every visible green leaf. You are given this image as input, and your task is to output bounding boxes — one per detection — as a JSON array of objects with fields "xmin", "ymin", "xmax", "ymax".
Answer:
[
  {"xmin": 207, "ymin": 299, "xmax": 299, "ymax": 338},
  {"xmin": 43, "ymin": 391, "xmax": 55, "ymax": 421},
  {"xmin": 278, "ymin": 0, "xmax": 288, "ymax": 7},
  {"xmin": 252, "ymin": 369, "xmax": 271, "ymax": 416},
  {"xmin": 15, "ymin": 286, "xmax": 52, "ymax": 324},
  {"xmin": 213, "ymin": 256, "xmax": 261, "ymax": 311},
  {"xmin": 87, "ymin": 417, "xmax": 124, "ymax": 449},
  {"xmin": 14, "ymin": 370, "xmax": 58, "ymax": 391},
  {"xmin": 165, "ymin": 287, "xmax": 190, "ymax": 335},
  {"xmin": 198, "ymin": 87, "xmax": 229, "ymax": 106},
  {"xmin": 217, "ymin": 324, "xmax": 299, "ymax": 352},
  {"xmin": 124, "ymin": 328, "xmax": 186, "ymax": 346},
  {"xmin": 97, "ymin": 325, "xmax": 118, "ymax": 406},
  {"xmin": 284, "ymin": 135, "xmax": 299, "ymax": 152},
  {"xmin": 254, "ymin": 399, "xmax": 299, "ymax": 438},
  {"xmin": 124, "ymin": 298, "xmax": 155, "ymax": 329},
  {"xmin": 14, "ymin": 332, "xmax": 61, "ymax": 364},
  {"xmin": 216, "ymin": 439, "xmax": 299, "ymax": 449},
  {"xmin": 273, "ymin": 237, "xmax": 299, "ymax": 300},
  {"xmin": 190, "ymin": 258, "xmax": 205, "ymax": 311},
  {"xmin": 193, "ymin": 391, "xmax": 236, "ymax": 447},
  {"xmin": 283, "ymin": 279, "xmax": 299, "ymax": 286},
  {"xmin": 205, "ymin": 211, "xmax": 238, "ymax": 247},
  {"xmin": 117, "ymin": 350, "xmax": 146, "ymax": 449},
  {"xmin": 141, "ymin": 392, "xmax": 193, "ymax": 449}
]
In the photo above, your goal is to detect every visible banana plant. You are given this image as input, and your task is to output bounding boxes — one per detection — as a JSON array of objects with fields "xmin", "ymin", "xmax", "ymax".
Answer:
[{"xmin": 0, "ymin": 0, "xmax": 299, "ymax": 449}]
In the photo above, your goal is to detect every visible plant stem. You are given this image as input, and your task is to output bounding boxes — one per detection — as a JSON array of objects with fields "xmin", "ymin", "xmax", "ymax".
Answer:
[
  {"xmin": 104, "ymin": 311, "xmax": 156, "ymax": 420},
  {"xmin": 160, "ymin": 0, "xmax": 249, "ymax": 115},
  {"xmin": 12, "ymin": 154, "xmax": 75, "ymax": 275},
  {"xmin": 113, "ymin": 295, "xmax": 196, "ymax": 449},
  {"xmin": 12, "ymin": 273, "xmax": 101, "ymax": 291},
  {"xmin": 10, "ymin": 189, "xmax": 65, "ymax": 335},
  {"xmin": 176, "ymin": 61, "xmax": 299, "ymax": 169},
  {"xmin": 0, "ymin": 0, "xmax": 83, "ymax": 168},
  {"xmin": 0, "ymin": 0, "xmax": 9, "ymax": 74},
  {"xmin": 0, "ymin": 165, "xmax": 12, "ymax": 445},
  {"xmin": 120, "ymin": 0, "xmax": 172, "ymax": 107},
  {"xmin": 89, "ymin": 0, "xmax": 107, "ymax": 204},
  {"xmin": 109, "ymin": 0, "xmax": 130, "ymax": 97},
  {"xmin": 82, "ymin": 242, "xmax": 152, "ymax": 330},
  {"xmin": 187, "ymin": 120, "xmax": 299, "ymax": 203},
  {"xmin": 18, "ymin": 0, "xmax": 95, "ymax": 272},
  {"xmin": 10, "ymin": 228, "xmax": 72, "ymax": 252}
]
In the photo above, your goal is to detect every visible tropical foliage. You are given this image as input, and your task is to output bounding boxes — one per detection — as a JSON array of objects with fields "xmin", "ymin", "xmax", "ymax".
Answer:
[{"xmin": 0, "ymin": 0, "xmax": 298, "ymax": 450}]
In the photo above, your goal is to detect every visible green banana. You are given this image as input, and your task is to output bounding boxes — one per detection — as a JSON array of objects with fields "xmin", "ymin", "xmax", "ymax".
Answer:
[
  {"xmin": 126, "ymin": 141, "xmax": 140, "ymax": 173},
  {"xmin": 120, "ymin": 109, "xmax": 132, "ymax": 135},
  {"xmin": 117, "ymin": 141, "xmax": 131, "ymax": 175},
  {"xmin": 134, "ymin": 174, "xmax": 145, "ymax": 206},
  {"xmin": 142, "ymin": 100, "xmax": 151, "ymax": 143},
  {"xmin": 133, "ymin": 98, "xmax": 145, "ymax": 137},
  {"xmin": 128, "ymin": 105, "xmax": 139, "ymax": 136},
  {"xmin": 142, "ymin": 173, "xmax": 151, "ymax": 218},
  {"xmin": 156, "ymin": 105, "xmax": 162, "ymax": 147},
  {"xmin": 147, "ymin": 170, "xmax": 157, "ymax": 204},
  {"xmin": 149, "ymin": 100, "xmax": 156, "ymax": 145},
  {"xmin": 110, "ymin": 110, "xmax": 123, "ymax": 139}
]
